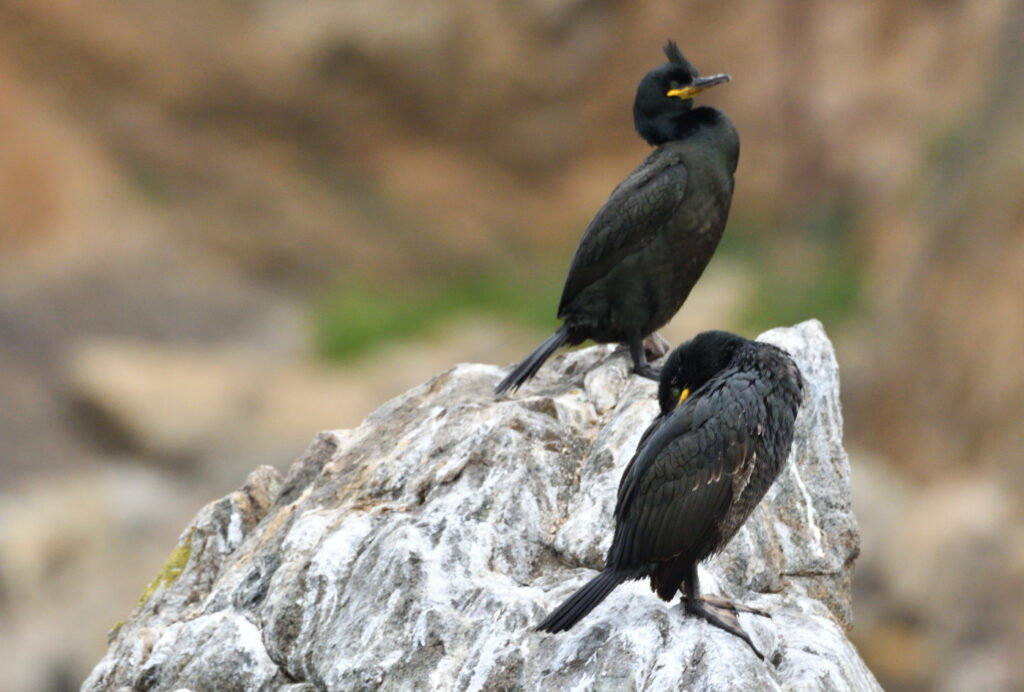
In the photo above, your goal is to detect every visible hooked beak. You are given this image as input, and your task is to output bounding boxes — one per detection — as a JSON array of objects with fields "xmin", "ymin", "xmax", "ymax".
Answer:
[{"xmin": 666, "ymin": 73, "xmax": 731, "ymax": 100}]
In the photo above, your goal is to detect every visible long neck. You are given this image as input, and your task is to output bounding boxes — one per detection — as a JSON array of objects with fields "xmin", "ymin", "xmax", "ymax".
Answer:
[
  {"xmin": 669, "ymin": 107, "xmax": 740, "ymax": 174},
  {"xmin": 700, "ymin": 107, "xmax": 740, "ymax": 173},
  {"xmin": 636, "ymin": 104, "xmax": 693, "ymax": 146},
  {"xmin": 639, "ymin": 105, "xmax": 735, "ymax": 156}
]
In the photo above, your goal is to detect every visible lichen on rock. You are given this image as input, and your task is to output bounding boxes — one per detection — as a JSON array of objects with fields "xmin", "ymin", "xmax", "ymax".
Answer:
[
  {"xmin": 83, "ymin": 320, "xmax": 880, "ymax": 691},
  {"xmin": 136, "ymin": 527, "xmax": 194, "ymax": 609}
]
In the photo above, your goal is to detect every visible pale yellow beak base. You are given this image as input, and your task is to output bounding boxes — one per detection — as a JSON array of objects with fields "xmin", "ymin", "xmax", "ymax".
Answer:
[{"xmin": 666, "ymin": 73, "xmax": 731, "ymax": 100}]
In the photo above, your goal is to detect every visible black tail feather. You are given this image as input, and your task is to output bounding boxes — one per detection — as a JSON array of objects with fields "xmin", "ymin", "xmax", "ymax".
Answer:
[
  {"xmin": 494, "ymin": 326, "xmax": 571, "ymax": 394},
  {"xmin": 535, "ymin": 569, "xmax": 627, "ymax": 633}
]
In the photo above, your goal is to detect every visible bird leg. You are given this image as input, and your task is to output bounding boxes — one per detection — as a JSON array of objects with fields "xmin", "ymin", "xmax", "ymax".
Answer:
[
  {"xmin": 628, "ymin": 335, "xmax": 661, "ymax": 380},
  {"xmin": 682, "ymin": 564, "xmax": 766, "ymax": 660}
]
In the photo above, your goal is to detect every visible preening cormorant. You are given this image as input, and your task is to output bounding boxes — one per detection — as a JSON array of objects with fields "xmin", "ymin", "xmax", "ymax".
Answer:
[
  {"xmin": 495, "ymin": 42, "xmax": 738, "ymax": 394},
  {"xmin": 535, "ymin": 331, "xmax": 804, "ymax": 658}
]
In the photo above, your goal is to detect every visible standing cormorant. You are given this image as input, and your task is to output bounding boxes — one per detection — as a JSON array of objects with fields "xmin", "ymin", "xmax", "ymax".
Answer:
[
  {"xmin": 495, "ymin": 42, "xmax": 738, "ymax": 394},
  {"xmin": 535, "ymin": 331, "xmax": 804, "ymax": 658}
]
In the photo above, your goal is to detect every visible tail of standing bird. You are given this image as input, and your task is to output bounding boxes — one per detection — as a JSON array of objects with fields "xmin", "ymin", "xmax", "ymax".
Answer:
[
  {"xmin": 494, "ymin": 325, "xmax": 571, "ymax": 394},
  {"xmin": 535, "ymin": 568, "xmax": 628, "ymax": 633}
]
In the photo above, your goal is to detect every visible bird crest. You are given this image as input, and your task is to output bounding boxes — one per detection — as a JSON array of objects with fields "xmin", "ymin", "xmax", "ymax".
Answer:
[
  {"xmin": 664, "ymin": 40, "xmax": 686, "ymax": 65},
  {"xmin": 663, "ymin": 40, "xmax": 699, "ymax": 79}
]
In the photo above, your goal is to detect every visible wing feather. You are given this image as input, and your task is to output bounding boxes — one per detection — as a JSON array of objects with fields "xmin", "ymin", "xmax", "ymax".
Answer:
[
  {"xmin": 607, "ymin": 370, "xmax": 764, "ymax": 569},
  {"xmin": 558, "ymin": 155, "xmax": 689, "ymax": 316}
]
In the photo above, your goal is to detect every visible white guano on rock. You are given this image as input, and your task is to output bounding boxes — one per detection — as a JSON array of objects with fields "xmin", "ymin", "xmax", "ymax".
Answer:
[{"xmin": 83, "ymin": 320, "xmax": 880, "ymax": 691}]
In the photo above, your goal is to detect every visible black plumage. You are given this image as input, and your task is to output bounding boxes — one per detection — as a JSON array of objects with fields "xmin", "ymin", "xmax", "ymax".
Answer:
[
  {"xmin": 535, "ymin": 331, "xmax": 804, "ymax": 658},
  {"xmin": 495, "ymin": 42, "xmax": 738, "ymax": 394}
]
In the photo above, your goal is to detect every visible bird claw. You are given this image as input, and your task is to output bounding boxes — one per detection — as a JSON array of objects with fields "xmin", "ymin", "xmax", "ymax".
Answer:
[
  {"xmin": 683, "ymin": 595, "xmax": 767, "ymax": 660},
  {"xmin": 642, "ymin": 332, "xmax": 672, "ymax": 360},
  {"xmin": 634, "ymin": 363, "xmax": 662, "ymax": 381},
  {"xmin": 628, "ymin": 336, "xmax": 662, "ymax": 381},
  {"xmin": 701, "ymin": 594, "xmax": 771, "ymax": 618}
]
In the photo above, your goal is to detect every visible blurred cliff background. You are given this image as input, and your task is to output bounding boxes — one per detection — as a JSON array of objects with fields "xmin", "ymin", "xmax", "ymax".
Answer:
[{"xmin": 1, "ymin": 1, "xmax": 1022, "ymax": 690}]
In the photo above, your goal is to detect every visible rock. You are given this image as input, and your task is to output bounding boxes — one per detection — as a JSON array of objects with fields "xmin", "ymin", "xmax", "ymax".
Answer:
[
  {"xmin": 0, "ymin": 465, "xmax": 202, "ymax": 692},
  {"xmin": 65, "ymin": 339, "xmax": 260, "ymax": 462},
  {"xmin": 83, "ymin": 320, "xmax": 878, "ymax": 691},
  {"xmin": 850, "ymin": 454, "xmax": 1024, "ymax": 690}
]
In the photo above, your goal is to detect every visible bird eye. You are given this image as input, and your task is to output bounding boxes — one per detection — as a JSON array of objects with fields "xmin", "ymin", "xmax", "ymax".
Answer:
[{"xmin": 668, "ymin": 80, "xmax": 680, "ymax": 90}]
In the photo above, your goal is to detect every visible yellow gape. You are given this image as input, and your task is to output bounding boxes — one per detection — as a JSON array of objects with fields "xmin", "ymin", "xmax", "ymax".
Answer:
[{"xmin": 665, "ymin": 73, "xmax": 730, "ymax": 101}]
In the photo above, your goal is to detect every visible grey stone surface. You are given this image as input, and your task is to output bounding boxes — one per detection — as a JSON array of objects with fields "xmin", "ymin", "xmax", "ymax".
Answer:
[{"xmin": 83, "ymin": 320, "xmax": 879, "ymax": 691}]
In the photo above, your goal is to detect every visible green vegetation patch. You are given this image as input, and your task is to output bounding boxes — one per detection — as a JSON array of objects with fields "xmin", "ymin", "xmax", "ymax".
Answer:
[
  {"xmin": 314, "ymin": 199, "xmax": 866, "ymax": 360},
  {"xmin": 741, "ymin": 250, "xmax": 862, "ymax": 333},
  {"xmin": 728, "ymin": 201, "xmax": 865, "ymax": 333},
  {"xmin": 313, "ymin": 267, "xmax": 564, "ymax": 361}
]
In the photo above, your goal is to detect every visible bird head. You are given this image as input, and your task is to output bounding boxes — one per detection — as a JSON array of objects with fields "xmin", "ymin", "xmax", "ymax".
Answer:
[
  {"xmin": 658, "ymin": 330, "xmax": 746, "ymax": 415},
  {"xmin": 634, "ymin": 40, "xmax": 731, "ymax": 146}
]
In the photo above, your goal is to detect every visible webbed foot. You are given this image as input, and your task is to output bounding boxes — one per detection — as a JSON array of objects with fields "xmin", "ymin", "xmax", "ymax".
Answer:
[
  {"xmin": 642, "ymin": 331, "xmax": 671, "ymax": 360},
  {"xmin": 634, "ymin": 362, "xmax": 661, "ymax": 380},
  {"xmin": 628, "ymin": 335, "xmax": 662, "ymax": 381},
  {"xmin": 700, "ymin": 594, "xmax": 770, "ymax": 618},
  {"xmin": 684, "ymin": 596, "xmax": 766, "ymax": 660}
]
